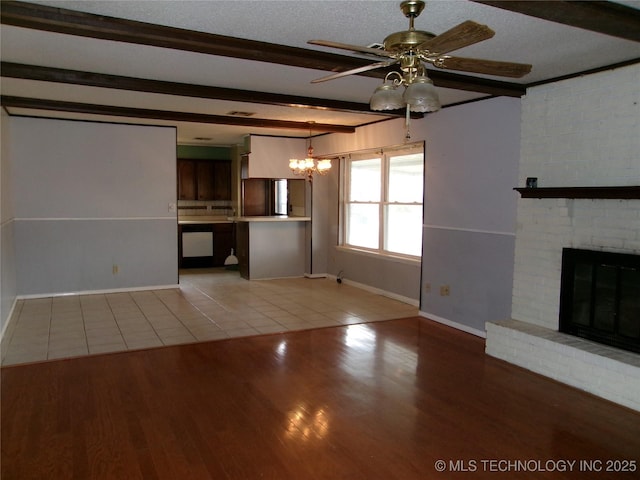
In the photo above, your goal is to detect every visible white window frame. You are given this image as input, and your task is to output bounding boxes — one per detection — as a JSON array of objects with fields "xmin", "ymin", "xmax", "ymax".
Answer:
[{"xmin": 339, "ymin": 142, "xmax": 424, "ymax": 261}]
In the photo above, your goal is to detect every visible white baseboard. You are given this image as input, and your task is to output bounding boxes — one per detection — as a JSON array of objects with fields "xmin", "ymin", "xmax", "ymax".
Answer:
[
  {"xmin": 16, "ymin": 284, "xmax": 179, "ymax": 301},
  {"xmin": 304, "ymin": 273, "xmax": 327, "ymax": 279},
  {"xmin": 326, "ymin": 275, "xmax": 419, "ymax": 307},
  {"xmin": 419, "ymin": 311, "xmax": 487, "ymax": 338}
]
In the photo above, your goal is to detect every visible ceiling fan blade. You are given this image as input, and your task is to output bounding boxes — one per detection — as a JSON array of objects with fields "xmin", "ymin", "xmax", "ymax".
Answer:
[
  {"xmin": 308, "ymin": 40, "xmax": 394, "ymax": 58},
  {"xmin": 418, "ymin": 20, "xmax": 495, "ymax": 55},
  {"xmin": 434, "ymin": 56, "xmax": 532, "ymax": 78},
  {"xmin": 310, "ymin": 59, "xmax": 398, "ymax": 84}
]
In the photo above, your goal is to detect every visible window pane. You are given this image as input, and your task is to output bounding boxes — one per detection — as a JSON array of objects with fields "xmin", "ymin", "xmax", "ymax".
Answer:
[
  {"xmin": 346, "ymin": 204, "xmax": 379, "ymax": 249},
  {"xmin": 350, "ymin": 158, "xmax": 381, "ymax": 202},
  {"xmin": 385, "ymin": 205, "xmax": 422, "ymax": 256},
  {"xmin": 274, "ymin": 179, "xmax": 287, "ymax": 215},
  {"xmin": 388, "ymin": 154, "xmax": 423, "ymax": 203}
]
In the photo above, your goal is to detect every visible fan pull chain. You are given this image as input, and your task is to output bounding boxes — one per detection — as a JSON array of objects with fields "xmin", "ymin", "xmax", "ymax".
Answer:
[{"xmin": 405, "ymin": 104, "xmax": 412, "ymax": 140}]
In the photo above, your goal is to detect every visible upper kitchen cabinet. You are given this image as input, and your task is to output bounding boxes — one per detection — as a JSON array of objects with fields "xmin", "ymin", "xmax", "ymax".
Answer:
[
  {"xmin": 178, "ymin": 159, "xmax": 231, "ymax": 200},
  {"xmin": 212, "ymin": 161, "xmax": 231, "ymax": 200},
  {"xmin": 242, "ymin": 135, "xmax": 305, "ymax": 179},
  {"xmin": 178, "ymin": 159, "xmax": 197, "ymax": 200}
]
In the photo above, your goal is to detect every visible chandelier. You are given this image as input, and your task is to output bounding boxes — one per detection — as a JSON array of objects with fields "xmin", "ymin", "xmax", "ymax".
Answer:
[{"xmin": 289, "ymin": 123, "xmax": 332, "ymax": 181}]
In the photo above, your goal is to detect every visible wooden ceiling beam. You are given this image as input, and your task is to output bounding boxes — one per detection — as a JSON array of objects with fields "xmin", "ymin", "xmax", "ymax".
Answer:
[
  {"xmin": 0, "ymin": 1, "xmax": 526, "ymax": 98},
  {"xmin": 1, "ymin": 62, "xmax": 397, "ymax": 117},
  {"xmin": 0, "ymin": 1, "xmax": 360, "ymax": 72},
  {"xmin": 473, "ymin": 1, "xmax": 640, "ymax": 42},
  {"xmin": 0, "ymin": 96, "xmax": 357, "ymax": 133}
]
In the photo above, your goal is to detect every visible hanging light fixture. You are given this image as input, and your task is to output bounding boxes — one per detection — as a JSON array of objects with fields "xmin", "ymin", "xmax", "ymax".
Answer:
[
  {"xmin": 370, "ymin": 68, "xmax": 441, "ymax": 113},
  {"xmin": 402, "ymin": 73, "xmax": 440, "ymax": 112},
  {"xmin": 369, "ymin": 77, "xmax": 405, "ymax": 111},
  {"xmin": 369, "ymin": 60, "xmax": 441, "ymax": 139},
  {"xmin": 289, "ymin": 122, "xmax": 332, "ymax": 181}
]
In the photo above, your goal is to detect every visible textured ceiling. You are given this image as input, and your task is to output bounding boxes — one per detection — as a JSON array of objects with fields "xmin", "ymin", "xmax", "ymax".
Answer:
[{"xmin": 2, "ymin": 0, "xmax": 639, "ymax": 145}]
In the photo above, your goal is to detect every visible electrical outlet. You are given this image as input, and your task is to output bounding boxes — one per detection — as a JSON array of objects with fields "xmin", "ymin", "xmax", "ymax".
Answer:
[
  {"xmin": 112, "ymin": 264, "xmax": 119, "ymax": 275},
  {"xmin": 440, "ymin": 285, "xmax": 450, "ymax": 296}
]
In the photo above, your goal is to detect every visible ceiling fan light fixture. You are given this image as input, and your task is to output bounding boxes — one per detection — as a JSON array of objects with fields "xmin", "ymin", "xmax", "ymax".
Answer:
[
  {"xmin": 309, "ymin": 0, "xmax": 532, "ymax": 136},
  {"xmin": 370, "ymin": 81, "xmax": 405, "ymax": 110},
  {"xmin": 403, "ymin": 75, "xmax": 441, "ymax": 112}
]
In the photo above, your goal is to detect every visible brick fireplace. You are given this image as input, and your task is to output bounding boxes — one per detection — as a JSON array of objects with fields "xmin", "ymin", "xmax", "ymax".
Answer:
[
  {"xmin": 487, "ymin": 196, "xmax": 640, "ymax": 412},
  {"xmin": 485, "ymin": 63, "xmax": 640, "ymax": 411},
  {"xmin": 559, "ymin": 247, "xmax": 640, "ymax": 355}
]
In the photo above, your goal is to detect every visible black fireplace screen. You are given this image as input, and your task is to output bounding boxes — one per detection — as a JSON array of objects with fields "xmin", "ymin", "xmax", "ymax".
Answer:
[{"xmin": 560, "ymin": 248, "xmax": 640, "ymax": 354}]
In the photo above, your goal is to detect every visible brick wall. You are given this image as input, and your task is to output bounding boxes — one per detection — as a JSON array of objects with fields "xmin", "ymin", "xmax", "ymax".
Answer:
[
  {"xmin": 513, "ymin": 64, "xmax": 640, "ymax": 327},
  {"xmin": 518, "ymin": 64, "xmax": 639, "ymax": 187},
  {"xmin": 512, "ymin": 197, "xmax": 640, "ymax": 329},
  {"xmin": 486, "ymin": 63, "xmax": 640, "ymax": 410}
]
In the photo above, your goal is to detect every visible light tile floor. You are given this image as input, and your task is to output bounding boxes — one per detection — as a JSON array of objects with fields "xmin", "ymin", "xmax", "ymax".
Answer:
[{"xmin": 1, "ymin": 269, "xmax": 418, "ymax": 366}]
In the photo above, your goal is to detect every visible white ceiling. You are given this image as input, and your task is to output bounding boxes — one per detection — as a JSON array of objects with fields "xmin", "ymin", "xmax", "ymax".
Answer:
[{"xmin": 2, "ymin": 0, "xmax": 639, "ymax": 146}]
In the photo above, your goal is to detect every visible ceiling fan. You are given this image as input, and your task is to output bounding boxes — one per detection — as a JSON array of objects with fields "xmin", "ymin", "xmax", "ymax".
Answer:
[
  {"xmin": 308, "ymin": 0, "xmax": 531, "ymax": 119},
  {"xmin": 308, "ymin": 0, "xmax": 532, "ymax": 85}
]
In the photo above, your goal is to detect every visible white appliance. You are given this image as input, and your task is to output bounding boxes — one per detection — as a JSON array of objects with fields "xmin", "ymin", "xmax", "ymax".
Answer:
[{"xmin": 182, "ymin": 232, "xmax": 213, "ymax": 257}]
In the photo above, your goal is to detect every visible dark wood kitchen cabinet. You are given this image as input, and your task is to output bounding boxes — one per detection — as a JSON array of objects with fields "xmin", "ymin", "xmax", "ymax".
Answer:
[
  {"xmin": 195, "ymin": 161, "xmax": 214, "ymax": 200},
  {"xmin": 211, "ymin": 161, "xmax": 231, "ymax": 200},
  {"xmin": 242, "ymin": 178, "xmax": 268, "ymax": 216},
  {"xmin": 177, "ymin": 159, "xmax": 197, "ymax": 200},
  {"xmin": 235, "ymin": 221, "xmax": 249, "ymax": 279},
  {"xmin": 212, "ymin": 223, "xmax": 234, "ymax": 267},
  {"xmin": 177, "ymin": 159, "xmax": 231, "ymax": 201}
]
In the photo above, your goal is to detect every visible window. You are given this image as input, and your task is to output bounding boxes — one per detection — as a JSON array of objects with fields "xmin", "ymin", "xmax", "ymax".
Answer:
[
  {"xmin": 342, "ymin": 144, "xmax": 424, "ymax": 258},
  {"xmin": 274, "ymin": 179, "xmax": 288, "ymax": 215}
]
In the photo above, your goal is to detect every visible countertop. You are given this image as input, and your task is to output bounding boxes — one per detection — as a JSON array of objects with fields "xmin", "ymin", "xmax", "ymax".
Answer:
[
  {"xmin": 178, "ymin": 216, "xmax": 233, "ymax": 225},
  {"xmin": 233, "ymin": 216, "xmax": 311, "ymax": 222},
  {"xmin": 178, "ymin": 215, "xmax": 310, "ymax": 224}
]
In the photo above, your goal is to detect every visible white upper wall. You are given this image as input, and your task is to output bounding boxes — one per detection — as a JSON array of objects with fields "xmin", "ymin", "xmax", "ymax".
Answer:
[
  {"xmin": 10, "ymin": 117, "xmax": 179, "ymax": 296},
  {"xmin": 313, "ymin": 117, "xmax": 410, "ymax": 155},
  {"xmin": 316, "ymin": 96, "xmax": 521, "ymax": 235},
  {"xmin": 1, "ymin": 110, "xmax": 17, "ymax": 335},
  {"xmin": 1, "ymin": 110, "xmax": 14, "ymax": 222},
  {"xmin": 420, "ymin": 97, "xmax": 520, "ymax": 234},
  {"xmin": 246, "ymin": 135, "xmax": 305, "ymax": 179},
  {"xmin": 12, "ymin": 118, "xmax": 177, "ymax": 219}
]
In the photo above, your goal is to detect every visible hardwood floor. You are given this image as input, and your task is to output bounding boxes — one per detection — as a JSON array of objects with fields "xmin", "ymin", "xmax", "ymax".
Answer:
[{"xmin": 2, "ymin": 317, "xmax": 639, "ymax": 479}]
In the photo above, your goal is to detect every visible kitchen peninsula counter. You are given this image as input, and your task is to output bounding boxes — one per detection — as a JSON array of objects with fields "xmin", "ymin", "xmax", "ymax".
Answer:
[
  {"xmin": 178, "ymin": 215, "xmax": 234, "ymax": 225},
  {"xmin": 234, "ymin": 216, "xmax": 309, "ymax": 279},
  {"xmin": 232, "ymin": 215, "xmax": 311, "ymax": 223}
]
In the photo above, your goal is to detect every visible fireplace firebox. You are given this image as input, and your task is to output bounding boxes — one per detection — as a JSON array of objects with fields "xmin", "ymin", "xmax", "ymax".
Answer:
[{"xmin": 559, "ymin": 248, "xmax": 640, "ymax": 354}]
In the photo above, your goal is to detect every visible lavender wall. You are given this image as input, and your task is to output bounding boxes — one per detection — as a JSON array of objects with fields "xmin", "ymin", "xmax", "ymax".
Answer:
[
  {"xmin": 314, "ymin": 96, "xmax": 521, "ymax": 332},
  {"xmin": 419, "ymin": 97, "xmax": 520, "ymax": 335},
  {"xmin": 1, "ymin": 110, "xmax": 17, "ymax": 338},
  {"xmin": 10, "ymin": 117, "xmax": 179, "ymax": 296}
]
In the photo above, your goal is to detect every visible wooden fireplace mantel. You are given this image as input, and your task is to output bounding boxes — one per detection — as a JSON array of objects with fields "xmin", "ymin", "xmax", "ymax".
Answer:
[{"xmin": 514, "ymin": 186, "xmax": 640, "ymax": 199}]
